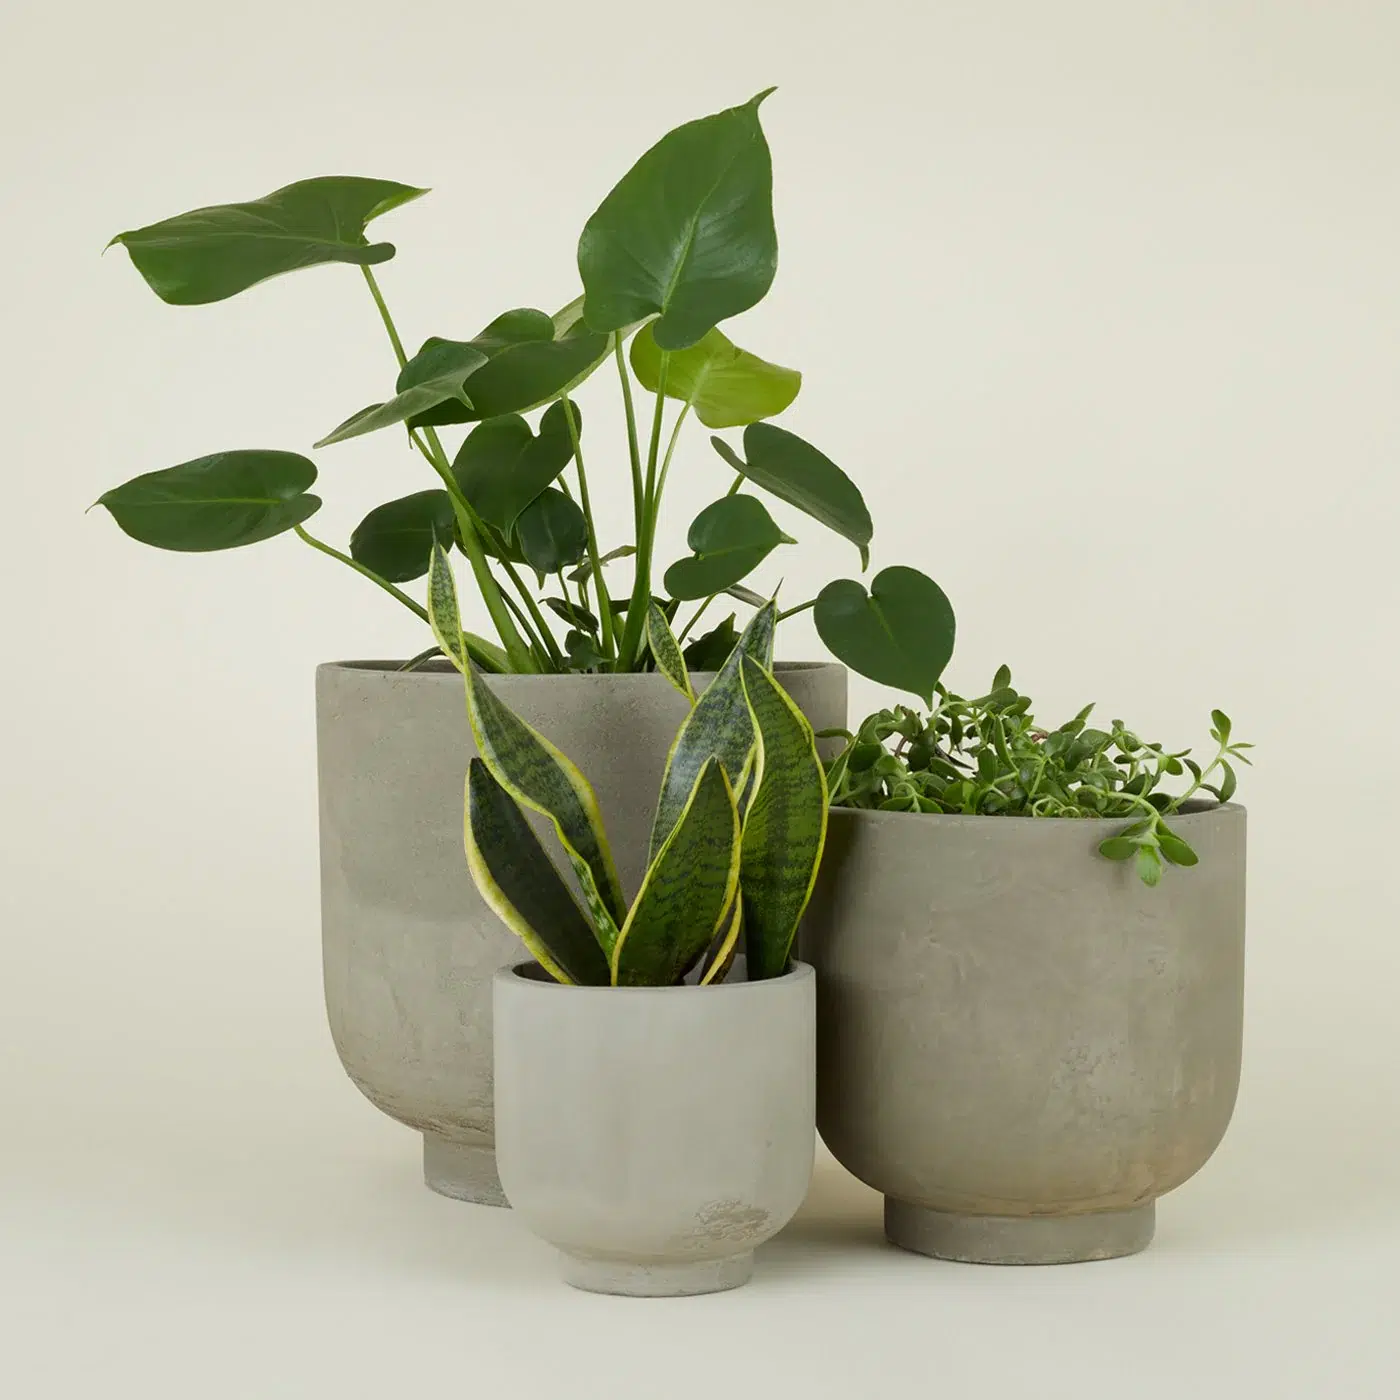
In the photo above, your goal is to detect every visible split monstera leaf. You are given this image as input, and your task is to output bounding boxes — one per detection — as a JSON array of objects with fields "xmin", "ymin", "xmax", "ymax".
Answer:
[{"xmin": 428, "ymin": 545, "xmax": 826, "ymax": 986}]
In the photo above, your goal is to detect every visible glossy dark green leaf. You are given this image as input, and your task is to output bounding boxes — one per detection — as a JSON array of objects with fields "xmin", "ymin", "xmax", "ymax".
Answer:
[
  {"xmin": 315, "ymin": 338, "xmax": 490, "ymax": 446},
  {"xmin": 681, "ymin": 614, "xmax": 740, "ymax": 672},
  {"xmin": 514, "ymin": 489, "xmax": 588, "ymax": 576},
  {"xmin": 465, "ymin": 759, "xmax": 610, "ymax": 986},
  {"xmin": 564, "ymin": 630, "xmax": 605, "ymax": 671},
  {"xmin": 814, "ymin": 566, "xmax": 956, "ymax": 705},
  {"xmin": 109, "ymin": 176, "xmax": 427, "ymax": 306},
  {"xmin": 646, "ymin": 601, "xmax": 694, "ymax": 701},
  {"xmin": 629, "ymin": 323, "xmax": 799, "ymax": 428},
  {"xmin": 578, "ymin": 90, "xmax": 778, "ymax": 350},
  {"xmin": 663, "ymin": 495, "xmax": 794, "ymax": 601},
  {"xmin": 612, "ymin": 759, "xmax": 741, "ymax": 987},
  {"xmin": 727, "ymin": 423, "xmax": 873, "ymax": 568},
  {"xmin": 98, "ymin": 450, "xmax": 320, "ymax": 551},
  {"xmin": 567, "ymin": 544, "xmax": 635, "ymax": 584},
  {"xmin": 452, "ymin": 400, "xmax": 580, "ymax": 534},
  {"xmin": 545, "ymin": 597, "xmax": 598, "ymax": 632},
  {"xmin": 738, "ymin": 657, "xmax": 828, "ymax": 980},
  {"xmin": 350, "ymin": 489, "xmax": 455, "ymax": 582}
]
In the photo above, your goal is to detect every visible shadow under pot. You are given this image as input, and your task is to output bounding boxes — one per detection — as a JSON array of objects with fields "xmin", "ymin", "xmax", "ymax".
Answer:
[
  {"xmin": 316, "ymin": 660, "xmax": 846, "ymax": 1206},
  {"xmin": 802, "ymin": 803, "xmax": 1246, "ymax": 1265},
  {"xmin": 491, "ymin": 959, "xmax": 816, "ymax": 1296}
]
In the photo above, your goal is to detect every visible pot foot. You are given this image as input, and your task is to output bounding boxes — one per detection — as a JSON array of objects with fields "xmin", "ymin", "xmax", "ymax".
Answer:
[
  {"xmin": 884, "ymin": 1199, "xmax": 1155, "ymax": 1265},
  {"xmin": 557, "ymin": 1252, "xmax": 755, "ymax": 1297},
  {"xmin": 422, "ymin": 1133, "xmax": 508, "ymax": 1207}
]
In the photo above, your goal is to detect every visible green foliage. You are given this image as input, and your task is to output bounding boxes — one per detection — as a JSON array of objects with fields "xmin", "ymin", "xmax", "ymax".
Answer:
[
  {"xmin": 828, "ymin": 667, "xmax": 1252, "ymax": 885},
  {"xmin": 99, "ymin": 94, "xmax": 957, "ymax": 697},
  {"xmin": 646, "ymin": 601, "xmax": 694, "ymax": 701}
]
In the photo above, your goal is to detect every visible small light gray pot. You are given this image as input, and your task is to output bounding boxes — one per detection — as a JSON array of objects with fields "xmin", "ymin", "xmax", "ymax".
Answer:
[
  {"xmin": 802, "ymin": 803, "xmax": 1246, "ymax": 1265},
  {"xmin": 492, "ymin": 961, "xmax": 816, "ymax": 1296},
  {"xmin": 316, "ymin": 661, "xmax": 844, "ymax": 1205}
]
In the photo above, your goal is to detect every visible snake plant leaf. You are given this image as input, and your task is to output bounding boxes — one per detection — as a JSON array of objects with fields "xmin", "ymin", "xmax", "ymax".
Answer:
[
  {"xmin": 629, "ymin": 324, "xmax": 800, "ymax": 429},
  {"xmin": 612, "ymin": 759, "xmax": 741, "ymax": 987},
  {"xmin": 663, "ymin": 496, "xmax": 795, "ymax": 601},
  {"xmin": 464, "ymin": 760, "xmax": 611, "ymax": 986},
  {"xmin": 648, "ymin": 602, "xmax": 776, "ymax": 860},
  {"xmin": 579, "ymin": 90, "xmax": 778, "ymax": 350},
  {"xmin": 350, "ymin": 489, "xmax": 455, "ymax": 582},
  {"xmin": 97, "ymin": 450, "xmax": 320, "ymax": 550},
  {"xmin": 698, "ymin": 899, "xmax": 743, "ymax": 986},
  {"xmin": 453, "ymin": 402, "xmax": 580, "ymax": 535},
  {"xmin": 514, "ymin": 488, "xmax": 589, "ymax": 576},
  {"xmin": 814, "ymin": 566, "xmax": 956, "ymax": 705},
  {"xmin": 646, "ymin": 601, "xmax": 694, "ymax": 701},
  {"xmin": 465, "ymin": 664, "xmax": 627, "ymax": 942},
  {"xmin": 426, "ymin": 541, "xmax": 472, "ymax": 673},
  {"xmin": 738, "ymin": 656, "xmax": 829, "ymax": 980},
  {"xmin": 108, "ymin": 176, "xmax": 427, "ymax": 306},
  {"xmin": 314, "ymin": 338, "xmax": 490, "ymax": 446},
  {"xmin": 721, "ymin": 424, "xmax": 874, "ymax": 569}
]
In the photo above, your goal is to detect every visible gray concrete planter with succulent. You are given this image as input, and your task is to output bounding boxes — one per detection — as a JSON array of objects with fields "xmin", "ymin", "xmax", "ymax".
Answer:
[
  {"xmin": 804, "ymin": 671, "xmax": 1251, "ymax": 1264},
  {"xmin": 437, "ymin": 569, "xmax": 826, "ymax": 1294}
]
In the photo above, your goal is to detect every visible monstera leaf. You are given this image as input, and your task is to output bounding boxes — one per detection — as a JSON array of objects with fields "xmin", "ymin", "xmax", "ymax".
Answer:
[
  {"xmin": 452, "ymin": 401, "xmax": 581, "ymax": 535},
  {"xmin": 350, "ymin": 490, "xmax": 455, "ymax": 582},
  {"xmin": 109, "ymin": 176, "xmax": 427, "ymax": 305},
  {"xmin": 629, "ymin": 324, "xmax": 800, "ymax": 428},
  {"xmin": 663, "ymin": 496, "xmax": 794, "ymax": 600}
]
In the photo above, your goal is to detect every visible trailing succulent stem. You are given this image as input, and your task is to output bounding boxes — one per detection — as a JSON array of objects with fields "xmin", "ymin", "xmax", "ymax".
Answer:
[{"xmin": 828, "ymin": 667, "xmax": 1252, "ymax": 886}]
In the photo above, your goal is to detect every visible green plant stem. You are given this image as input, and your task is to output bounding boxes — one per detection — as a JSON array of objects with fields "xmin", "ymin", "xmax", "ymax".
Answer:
[
  {"xmin": 618, "ymin": 353, "xmax": 671, "ymax": 668},
  {"xmin": 726, "ymin": 470, "xmax": 745, "ymax": 496},
  {"xmin": 294, "ymin": 525, "xmax": 429, "ymax": 623},
  {"xmin": 614, "ymin": 334, "xmax": 645, "ymax": 539},
  {"xmin": 652, "ymin": 402, "xmax": 691, "ymax": 505},
  {"xmin": 359, "ymin": 266, "xmax": 536, "ymax": 673},
  {"xmin": 676, "ymin": 594, "xmax": 715, "ymax": 644},
  {"xmin": 500, "ymin": 558, "xmax": 564, "ymax": 669},
  {"xmin": 557, "ymin": 396, "xmax": 616, "ymax": 663},
  {"xmin": 777, "ymin": 597, "xmax": 817, "ymax": 622}
]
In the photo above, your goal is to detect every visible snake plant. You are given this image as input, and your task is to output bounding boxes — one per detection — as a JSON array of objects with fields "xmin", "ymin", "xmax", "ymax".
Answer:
[{"xmin": 426, "ymin": 544, "xmax": 826, "ymax": 986}]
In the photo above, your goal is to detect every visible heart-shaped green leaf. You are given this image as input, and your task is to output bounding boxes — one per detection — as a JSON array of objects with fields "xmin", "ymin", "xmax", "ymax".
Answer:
[
  {"xmin": 629, "ymin": 324, "xmax": 800, "ymax": 428},
  {"xmin": 715, "ymin": 424, "xmax": 873, "ymax": 568},
  {"xmin": 612, "ymin": 759, "xmax": 741, "ymax": 987},
  {"xmin": 315, "ymin": 338, "xmax": 490, "ymax": 447},
  {"xmin": 98, "ymin": 450, "xmax": 320, "ymax": 550},
  {"xmin": 814, "ymin": 566, "xmax": 956, "ymax": 705},
  {"xmin": 452, "ymin": 400, "xmax": 580, "ymax": 535},
  {"xmin": 579, "ymin": 90, "xmax": 778, "ymax": 350},
  {"xmin": 465, "ymin": 759, "xmax": 610, "ymax": 986},
  {"xmin": 350, "ymin": 489, "xmax": 455, "ymax": 582},
  {"xmin": 514, "ymin": 488, "xmax": 588, "ymax": 576},
  {"xmin": 663, "ymin": 495, "xmax": 794, "ymax": 601},
  {"xmin": 738, "ymin": 656, "xmax": 828, "ymax": 980},
  {"xmin": 109, "ymin": 176, "xmax": 428, "ymax": 306}
]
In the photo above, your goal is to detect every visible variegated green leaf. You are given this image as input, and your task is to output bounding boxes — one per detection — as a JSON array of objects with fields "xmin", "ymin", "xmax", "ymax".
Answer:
[
  {"xmin": 738, "ymin": 655, "xmax": 829, "ymax": 980},
  {"xmin": 612, "ymin": 759, "xmax": 741, "ymax": 987},
  {"xmin": 464, "ymin": 760, "xmax": 610, "ymax": 986},
  {"xmin": 698, "ymin": 898, "xmax": 743, "ymax": 986},
  {"xmin": 464, "ymin": 666, "xmax": 627, "ymax": 940},
  {"xmin": 427, "ymin": 542, "xmax": 470, "ymax": 672},
  {"xmin": 646, "ymin": 601, "xmax": 694, "ymax": 702},
  {"xmin": 647, "ymin": 601, "xmax": 776, "ymax": 861}
]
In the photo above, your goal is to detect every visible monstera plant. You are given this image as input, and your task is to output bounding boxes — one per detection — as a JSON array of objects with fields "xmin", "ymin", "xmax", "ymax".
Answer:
[
  {"xmin": 97, "ymin": 89, "xmax": 954, "ymax": 701},
  {"xmin": 424, "ymin": 544, "xmax": 825, "ymax": 985}
]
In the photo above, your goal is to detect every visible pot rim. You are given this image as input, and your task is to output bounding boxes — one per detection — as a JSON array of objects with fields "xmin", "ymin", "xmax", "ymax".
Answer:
[
  {"xmin": 496, "ymin": 958, "xmax": 814, "ymax": 995},
  {"xmin": 318, "ymin": 659, "xmax": 842, "ymax": 682},
  {"xmin": 826, "ymin": 799, "xmax": 1245, "ymax": 832}
]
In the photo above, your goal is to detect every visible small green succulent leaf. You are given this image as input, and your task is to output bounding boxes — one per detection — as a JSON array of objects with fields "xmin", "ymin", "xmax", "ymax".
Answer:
[
  {"xmin": 568, "ymin": 544, "xmax": 636, "ymax": 584},
  {"xmin": 1136, "ymin": 845, "xmax": 1164, "ymax": 887},
  {"xmin": 579, "ymin": 90, "xmax": 778, "ymax": 350},
  {"xmin": 109, "ymin": 177, "xmax": 427, "ymax": 306},
  {"xmin": 646, "ymin": 601, "xmax": 694, "ymax": 701},
  {"xmin": 733, "ymin": 423, "xmax": 873, "ymax": 568},
  {"xmin": 315, "ymin": 339, "xmax": 490, "ymax": 446},
  {"xmin": 1210, "ymin": 709, "xmax": 1232, "ymax": 744},
  {"xmin": 814, "ymin": 566, "xmax": 956, "ymax": 705},
  {"xmin": 464, "ymin": 663, "xmax": 627, "ymax": 939},
  {"xmin": 1217, "ymin": 759, "xmax": 1238, "ymax": 803},
  {"xmin": 663, "ymin": 495, "xmax": 794, "ymax": 601},
  {"xmin": 648, "ymin": 602, "xmax": 777, "ymax": 860},
  {"xmin": 1157, "ymin": 830, "xmax": 1200, "ymax": 867},
  {"xmin": 738, "ymin": 656, "xmax": 828, "ymax": 980},
  {"xmin": 682, "ymin": 614, "xmax": 739, "ymax": 672},
  {"xmin": 1098, "ymin": 835, "xmax": 1140, "ymax": 861},
  {"xmin": 630, "ymin": 323, "xmax": 800, "ymax": 428},
  {"xmin": 97, "ymin": 450, "xmax": 320, "ymax": 551},
  {"xmin": 514, "ymin": 488, "xmax": 589, "ymax": 575},
  {"xmin": 350, "ymin": 489, "xmax": 455, "ymax": 582},
  {"xmin": 611, "ymin": 759, "xmax": 741, "ymax": 987},
  {"xmin": 464, "ymin": 760, "xmax": 611, "ymax": 986}
]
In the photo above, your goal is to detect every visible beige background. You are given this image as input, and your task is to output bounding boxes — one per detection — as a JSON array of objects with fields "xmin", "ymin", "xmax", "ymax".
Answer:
[{"xmin": 2, "ymin": 1, "xmax": 1397, "ymax": 1395}]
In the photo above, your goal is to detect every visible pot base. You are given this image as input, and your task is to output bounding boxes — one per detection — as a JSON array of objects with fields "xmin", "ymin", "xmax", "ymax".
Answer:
[
  {"xmin": 885, "ymin": 1199, "xmax": 1156, "ymax": 1265},
  {"xmin": 422, "ymin": 1133, "xmax": 508, "ymax": 1207},
  {"xmin": 558, "ymin": 1252, "xmax": 755, "ymax": 1297}
]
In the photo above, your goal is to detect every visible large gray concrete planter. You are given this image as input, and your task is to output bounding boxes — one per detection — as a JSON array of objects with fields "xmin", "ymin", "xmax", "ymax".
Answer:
[
  {"xmin": 316, "ymin": 661, "xmax": 845, "ymax": 1206},
  {"xmin": 493, "ymin": 960, "xmax": 816, "ymax": 1296},
  {"xmin": 802, "ymin": 803, "xmax": 1246, "ymax": 1264}
]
